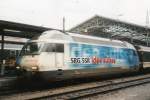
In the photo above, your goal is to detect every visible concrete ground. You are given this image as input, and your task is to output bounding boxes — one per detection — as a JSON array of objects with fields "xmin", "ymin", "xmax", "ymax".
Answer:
[{"xmin": 84, "ymin": 83, "xmax": 150, "ymax": 100}]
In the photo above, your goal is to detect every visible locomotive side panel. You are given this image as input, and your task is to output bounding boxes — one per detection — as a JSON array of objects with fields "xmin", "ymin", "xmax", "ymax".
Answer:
[
  {"xmin": 49, "ymin": 42, "xmax": 140, "ymax": 80},
  {"xmin": 68, "ymin": 43, "xmax": 139, "ymax": 70}
]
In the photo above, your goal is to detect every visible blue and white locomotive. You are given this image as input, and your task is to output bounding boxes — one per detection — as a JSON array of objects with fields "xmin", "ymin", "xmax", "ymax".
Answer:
[{"xmin": 17, "ymin": 30, "xmax": 141, "ymax": 81}]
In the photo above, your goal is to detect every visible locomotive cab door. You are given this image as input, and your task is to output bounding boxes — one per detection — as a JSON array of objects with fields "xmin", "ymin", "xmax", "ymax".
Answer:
[
  {"xmin": 55, "ymin": 44, "xmax": 64, "ymax": 69},
  {"xmin": 44, "ymin": 43, "xmax": 64, "ymax": 72}
]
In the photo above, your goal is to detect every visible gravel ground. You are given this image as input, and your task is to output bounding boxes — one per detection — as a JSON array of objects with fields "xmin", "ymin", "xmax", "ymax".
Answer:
[{"xmin": 84, "ymin": 83, "xmax": 150, "ymax": 100}]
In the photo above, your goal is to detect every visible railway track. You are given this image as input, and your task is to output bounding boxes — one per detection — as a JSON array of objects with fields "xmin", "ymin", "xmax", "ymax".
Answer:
[{"xmin": 1, "ymin": 73, "xmax": 150, "ymax": 100}]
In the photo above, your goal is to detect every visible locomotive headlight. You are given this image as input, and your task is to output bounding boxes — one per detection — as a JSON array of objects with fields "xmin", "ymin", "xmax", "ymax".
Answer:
[
  {"xmin": 16, "ymin": 66, "xmax": 20, "ymax": 69},
  {"xmin": 31, "ymin": 66, "xmax": 38, "ymax": 70}
]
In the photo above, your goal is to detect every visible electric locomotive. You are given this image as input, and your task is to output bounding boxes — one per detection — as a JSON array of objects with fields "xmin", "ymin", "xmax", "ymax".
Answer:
[{"xmin": 17, "ymin": 30, "xmax": 141, "ymax": 81}]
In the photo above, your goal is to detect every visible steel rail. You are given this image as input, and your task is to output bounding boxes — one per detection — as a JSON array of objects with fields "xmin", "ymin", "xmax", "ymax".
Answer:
[
  {"xmin": 1, "ymin": 73, "xmax": 150, "ymax": 100},
  {"xmin": 33, "ymin": 75, "xmax": 150, "ymax": 100}
]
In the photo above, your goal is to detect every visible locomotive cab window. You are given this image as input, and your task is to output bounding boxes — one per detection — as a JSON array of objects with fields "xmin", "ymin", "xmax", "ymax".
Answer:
[
  {"xmin": 56, "ymin": 44, "xmax": 64, "ymax": 52},
  {"xmin": 44, "ymin": 43, "xmax": 55, "ymax": 52},
  {"xmin": 43, "ymin": 43, "xmax": 64, "ymax": 53},
  {"xmin": 20, "ymin": 42, "xmax": 43, "ymax": 55}
]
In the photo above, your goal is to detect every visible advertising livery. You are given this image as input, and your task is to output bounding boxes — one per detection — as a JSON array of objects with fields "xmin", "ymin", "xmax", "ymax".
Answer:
[
  {"xmin": 17, "ymin": 30, "xmax": 142, "ymax": 82},
  {"xmin": 69, "ymin": 43, "xmax": 139, "ymax": 69}
]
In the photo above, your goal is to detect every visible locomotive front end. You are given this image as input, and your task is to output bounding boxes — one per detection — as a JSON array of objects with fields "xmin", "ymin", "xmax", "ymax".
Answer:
[{"xmin": 18, "ymin": 42, "xmax": 43, "ymax": 72}]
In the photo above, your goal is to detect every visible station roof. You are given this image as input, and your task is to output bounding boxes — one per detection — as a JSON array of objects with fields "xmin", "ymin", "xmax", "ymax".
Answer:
[
  {"xmin": 69, "ymin": 15, "xmax": 150, "ymax": 46},
  {"xmin": 0, "ymin": 20, "xmax": 52, "ymax": 39},
  {"xmin": 70, "ymin": 15, "xmax": 150, "ymax": 33}
]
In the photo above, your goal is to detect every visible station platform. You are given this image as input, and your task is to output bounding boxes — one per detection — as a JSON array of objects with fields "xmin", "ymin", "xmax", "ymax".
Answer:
[
  {"xmin": 0, "ymin": 64, "xmax": 21, "ymax": 89},
  {"xmin": 0, "ymin": 76, "xmax": 17, "ymax": 89}
]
